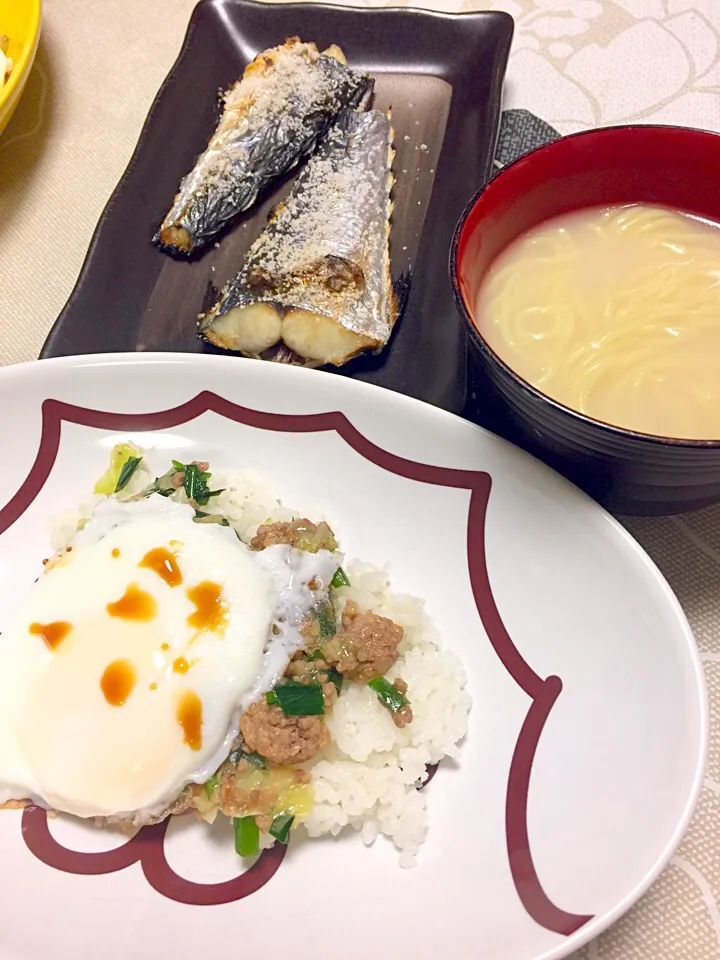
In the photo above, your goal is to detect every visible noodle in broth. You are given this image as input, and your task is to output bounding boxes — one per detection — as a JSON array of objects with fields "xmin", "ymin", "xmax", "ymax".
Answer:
[{"xmin": 475, "ymin": 204, "xmax": 720, "ymax": 439}]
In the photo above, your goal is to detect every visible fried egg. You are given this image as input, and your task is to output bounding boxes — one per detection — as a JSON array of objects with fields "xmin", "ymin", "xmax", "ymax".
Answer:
[{"xmin": 0, "ymin": 497, "xmax": 339, "ymax": 821}]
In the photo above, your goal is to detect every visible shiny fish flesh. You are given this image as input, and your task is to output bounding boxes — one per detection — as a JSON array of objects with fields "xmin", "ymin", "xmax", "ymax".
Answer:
[
  {"xmin": 200, "ymin": 108, "xmax": 396, "ymax": 367},
  {"xmin": 155, "ymin": 38, "xmax": 372, "ymax": 255}
]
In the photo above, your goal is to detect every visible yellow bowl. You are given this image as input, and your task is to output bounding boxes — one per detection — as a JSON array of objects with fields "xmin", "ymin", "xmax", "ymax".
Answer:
[{"xmin": 0, "ymin": 0, "xmax": 42, "ymax": 137}]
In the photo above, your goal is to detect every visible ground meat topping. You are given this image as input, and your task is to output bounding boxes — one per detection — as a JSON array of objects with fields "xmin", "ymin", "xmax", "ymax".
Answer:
[
  {"xmin": 322, "ymin": 681, "xmax": 338, "ymax": 708},
  {"xmin": 250, "ymin": 518, "xmax": 337, "ymax": 552},
  {"xmin": 285, "ymin": 656, "xmax": 328, "ymax": 683},
  {"xmin": 218, "ymin": 778, "xmax": 277, "ymax": 820},
  {"xmin": 321, "ymin": 600, "xmax": 404, "ymax": 683},
  {"xmin": 300, "ymin": 612, "xmax": 321, "ymax": 646},
  {"xmin": 392, "ymin": 704, "xmax": 413, "ymax": 728},
  {"xmin": 239, "ymin": 700, "xmax": 329, "ymax": 765},
  {"xmin": 216, "ymin": 764, "xmax": 311, "ymax": 825}
]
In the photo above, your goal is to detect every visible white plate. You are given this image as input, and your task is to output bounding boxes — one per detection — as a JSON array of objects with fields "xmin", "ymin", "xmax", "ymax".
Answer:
[{"xmin": 0, "ymin": 354, "xmax": 706, "ymax": 960}]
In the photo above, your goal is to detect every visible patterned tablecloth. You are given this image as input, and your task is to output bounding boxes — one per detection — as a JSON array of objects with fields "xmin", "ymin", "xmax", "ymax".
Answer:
[{"xmin": 1, "ymin": 1, "xmax": 719, "ymax": 957}]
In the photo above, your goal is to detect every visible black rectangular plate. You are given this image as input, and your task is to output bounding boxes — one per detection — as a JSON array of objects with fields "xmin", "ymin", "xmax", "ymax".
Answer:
[{"xmin": 40, "ymin": 0, "xmax": 513, "ymax": 415}]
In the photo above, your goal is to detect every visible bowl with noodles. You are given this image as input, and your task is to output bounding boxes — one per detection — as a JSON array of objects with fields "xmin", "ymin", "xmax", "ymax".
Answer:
[{"xmin": 452, "ymin": 124, "xmax": 720, "ymax": 516}]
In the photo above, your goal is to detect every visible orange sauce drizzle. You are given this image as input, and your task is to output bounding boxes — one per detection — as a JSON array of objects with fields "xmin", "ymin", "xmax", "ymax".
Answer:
[
  {"xmin": 29, "ymin": 621, "xmax": 72, "ymax": 652},
  {"xmin": 139, "ymin": 547, "xmax": 182, "ymax": 588},
  {"xmin": 100, "ymin": 660, "xmax": 136, "ymax": 706},
  {"xmin": 186, "ymin": 581, "xmax": 227, "ymax": 635},
  {"xmin": 106, "ymin": 583, "xmax": 157, "ymax": 621},
  {"xmin": 111, "ymin": 548, "xmax": 120, "ymax": 558},
  {"xmin": 173, "ymin": 657, "xmax": 190, "ymax": 674},
  {"xmin": 177, "ymin": 690, "xmax": 202, "ymax": 750}
]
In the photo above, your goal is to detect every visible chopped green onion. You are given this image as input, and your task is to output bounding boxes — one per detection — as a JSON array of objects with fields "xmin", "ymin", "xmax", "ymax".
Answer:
[
  {"xmin": 183, "ymin": 463, "xmax": 212, "ymax": 506},
  {"xmin": 293, "ymin": 521, "xmax": 338, "ymax": 553},
  {"xmin": 244, "ymin": 751, "xmax": 267, "ymax": 769},
  {"xmin": 233, "ymin": 816, "xmax": 259, "ymax": 857},
  {"xmin": 269, "ymin": 813, "xmax": 294, "ymax": 844},
  {"xmin": 270, "ymin": 679, "xmax": 324, "ymax": 716},
  {"xmin": 266, "ymin": 689, "xmax": 280, "ymax": 706},
  {"xmin": 368, "ymin": 676, "xmax": 409, "ymax": 713},
  {"xmin": 229, "ymin": 745, "xmax": 267, "ymax": 768},
  {"xmin": 307, "ymin": 649, "xmax": 325, "ymax": 662},
  {"xmin": 327, "ymin": 667, "xmax": 343, "ymax": 697},
  {"xmin": 94, "ymin": 443, "xmax": 143, "ymax": 495},
  {"xmin": 331, "ymin": 567, "xmax": 350, "ymax": 589},
  {"xmin": 115, "ymin": 456, "xmax": 142, "ymax": 492},
  {"xmin": 316, "ymin": 601, "xmax": 336, "ymax": 639},
  {"xmin": 147, "ymin": 465, "xmax": 178, "ymax": 498},
  {"xmin": 203, "ymin": 773, "xmax": 218, "ymax": 798},
  {"xmin": 193, "ymin": 510, "xmax": 230, "ymax": 525}
]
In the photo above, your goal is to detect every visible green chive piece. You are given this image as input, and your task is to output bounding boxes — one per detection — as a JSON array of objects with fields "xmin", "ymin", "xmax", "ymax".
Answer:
[
  {"xmin": 271, "ymin": 679, "xmax": 324, "ymax": 716},
  {"xmin": 203, "ymin": 774, "xmax": 218, "ymax": 798},
  {"xmin": 244, "ymin": 751, "xmax": 267, "ymax": 769},
  {"xmin": 229, "ymin": 745, "xmax": 267, "ymax": 768},
  {"xmin": 307, "ymin": 649, "xmax": 325, "ymax": 662},
  {"xmin": 233, "ymin": 816, "xmax": 259, "ymax": 857},
  {"xmin": 269, "ymin": 813, "xmax": 295, "ymax": 844},
  {"xmin": 115, "ymin": 456, "xmax": 142, "ymax": 492},
  {"xmin": 94, "ymin": 444, "xmax": 142, "ymax": 495},
  {"xmin": 368, "ymin": 676, "xmax": 409, "ymax": 713},
  {"xmin": 330, "ymin": 567, "xmax": 350, "ymax": 589},
  {"xmin": 327, "ymin": 667, "xmax": 343, "ymax": 697},
  {"xmin": 316, "ymin": 601, "xmax": 336, "ymax": 639},
  {"xmin": 266, "ymin": 690, "xmax": 280, "ymax": 706},
  {"xmin": 193, "ymin": 511, "xmax": 230, "ymax": 525},
  {"xmin": 183, "ymin": 463, "xmax": 212, "ymax": 506}
]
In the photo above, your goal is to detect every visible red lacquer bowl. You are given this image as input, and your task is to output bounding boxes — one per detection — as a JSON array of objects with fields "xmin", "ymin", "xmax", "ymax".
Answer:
[{"xmin": 451, "ymin": 125, "xmax": 720, "ymax": 516}]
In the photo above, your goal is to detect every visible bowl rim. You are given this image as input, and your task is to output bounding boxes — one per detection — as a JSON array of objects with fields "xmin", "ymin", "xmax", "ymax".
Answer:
[
  {"xmin": 0, "ymin": 0, "xmax": 42, "ymax": 113},
  {"xmin": 450, "ymin": 122, "xmax": 720, "ymax": 450}
]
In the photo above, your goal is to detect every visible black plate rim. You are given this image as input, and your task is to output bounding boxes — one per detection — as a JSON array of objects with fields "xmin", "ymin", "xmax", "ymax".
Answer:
[{"xmin": 40, "ymin": 0, "xmax": 514, "ymax": 389}]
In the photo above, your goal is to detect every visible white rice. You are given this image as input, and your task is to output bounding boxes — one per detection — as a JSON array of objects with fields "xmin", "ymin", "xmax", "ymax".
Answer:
[
  {"xmin": 47, "ymin": 464, "xmax": 471, "ymax": 867},
  {"xmin": 303, "ymin": 561, "xmax": 471, "ymax": 866}
]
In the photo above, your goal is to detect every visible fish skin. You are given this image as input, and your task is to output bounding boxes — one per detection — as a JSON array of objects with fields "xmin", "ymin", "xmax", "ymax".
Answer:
[
  {"xmin": 156, "ymin": 38, "xmax": 373, "ymax": 256},
  {"xmin": 200, "ymin": 107, "xmax": 396, "ymax": 367}
]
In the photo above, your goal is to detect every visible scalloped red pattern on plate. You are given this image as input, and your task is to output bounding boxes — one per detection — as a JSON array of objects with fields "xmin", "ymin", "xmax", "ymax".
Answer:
[{"xmin": 1, "ymin": 392, "xmax": 591, "ymax": 935}]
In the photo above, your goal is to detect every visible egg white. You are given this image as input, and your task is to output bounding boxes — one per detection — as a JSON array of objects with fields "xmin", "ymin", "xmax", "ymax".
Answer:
[{"xmin": 0, "ymin": 496, "xmax": 339, "ymax": 821}]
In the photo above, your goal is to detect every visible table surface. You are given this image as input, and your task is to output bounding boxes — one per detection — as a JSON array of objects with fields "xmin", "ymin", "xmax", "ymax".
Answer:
[{"xmin": 2, "ymin": 1, "xmax": 720, "ymax": 957}]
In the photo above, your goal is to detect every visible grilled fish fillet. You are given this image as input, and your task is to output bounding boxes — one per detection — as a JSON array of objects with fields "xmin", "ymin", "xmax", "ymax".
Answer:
[
  {"xmin": 200, "ymin": 108, "xmax": 396, "ymax": 367},
  {"xmin": 156, "ymin": 38, "xmax": 372, "ymax": 255}
]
